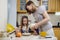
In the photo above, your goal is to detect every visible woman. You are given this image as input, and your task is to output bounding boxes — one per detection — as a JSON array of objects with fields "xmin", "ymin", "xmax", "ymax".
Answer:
[{"xmin": 25, "ymin": 1, "xmax": 55, "ymax": 36}]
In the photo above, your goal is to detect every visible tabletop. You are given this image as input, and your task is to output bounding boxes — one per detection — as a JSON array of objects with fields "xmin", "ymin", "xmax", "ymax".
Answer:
[{"xmin": 0, "ymin": 35, "xmax": 57, "ymax": 40}]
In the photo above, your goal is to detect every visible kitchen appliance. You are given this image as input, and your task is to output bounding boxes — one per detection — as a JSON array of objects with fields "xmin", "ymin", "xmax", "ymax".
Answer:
[{"xmin": 57, "ymin": 22, "xmax": 60, "ymax": 27}]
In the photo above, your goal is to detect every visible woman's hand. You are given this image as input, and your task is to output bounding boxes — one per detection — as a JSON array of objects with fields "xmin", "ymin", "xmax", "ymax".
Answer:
[
  {"xmin": 34, "ymin": 23, "xmax": 39, "ymax": 29},
  {"xmin": 30, "ymin": 23, "xmax": 39, "ymax": 29}
]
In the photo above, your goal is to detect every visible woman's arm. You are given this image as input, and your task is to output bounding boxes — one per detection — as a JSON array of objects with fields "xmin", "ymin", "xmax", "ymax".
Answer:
[
  {"xmin": 37, "ymin": 11, "xmax": 50, "ymax": 26},
  {"xmin": 34, "ymin": 11, "xmax": 50, "ymax": 29}
]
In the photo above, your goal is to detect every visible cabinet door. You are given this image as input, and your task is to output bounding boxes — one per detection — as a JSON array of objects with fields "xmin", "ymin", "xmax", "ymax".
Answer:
[
  {"xmin": 17, "ymin": 0, "xmax": 28, "ymax": 13},
  {"xmin": 53, "ymin": 28, "xmax": 60, "ymax": 40},
  {"xmin": 40, "ymin": 0, "xmax": 56, "ymax": 12},
  {"xmin": 48, "ymin": 0, "xmax": 56, "ymax": 12},
  {"xmin": 56, "ymin": 0, "xmax": 60, "ymax": 12}
]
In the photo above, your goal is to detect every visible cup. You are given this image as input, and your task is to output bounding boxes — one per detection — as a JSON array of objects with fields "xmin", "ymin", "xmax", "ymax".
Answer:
[{"xmin": 39, "ymin": 31, "xmax": 47, "ymax": 37}]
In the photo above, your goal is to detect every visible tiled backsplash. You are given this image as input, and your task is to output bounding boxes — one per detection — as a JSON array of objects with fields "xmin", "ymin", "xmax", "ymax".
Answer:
[
  {"xmin": 49, "ymin": 14, "xmax": 60, "ymax": 26},
  {"xmin": 17, "ymin": 13, "xmax": 60, "ymax": 26}
]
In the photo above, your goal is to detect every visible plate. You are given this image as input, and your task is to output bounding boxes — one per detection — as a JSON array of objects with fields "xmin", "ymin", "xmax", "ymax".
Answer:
[{"xmin": 22, "ymin": 33, "xmax": 31, "ymax": 36}]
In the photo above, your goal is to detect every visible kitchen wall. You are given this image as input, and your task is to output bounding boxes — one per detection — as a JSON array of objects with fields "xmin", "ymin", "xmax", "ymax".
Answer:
[
  {"xmin": 49, "ymin": 14, "xmax": 60, "ymax": 26},
  {"xmin": 8, "ymin": 0, "xmax": 17, "ymax": 27},
  {"xmin": 0, "ymin": 0, "xmax": 7, "ymax": 31},
  {"xmin": 17, "ymin": 13, "xmax": 60, "ymax": 26}
]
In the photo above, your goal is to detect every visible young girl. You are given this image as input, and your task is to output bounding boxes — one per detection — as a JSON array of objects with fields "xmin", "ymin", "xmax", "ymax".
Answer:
[
  {"xmin": 15, "ymin": 16, "xmax": 39, "ymax": 35},
  {"xmin": 20, "ymin": 16, "xmax": 29, "ymax": 33},
  {"xmin": 15, "ymin": 16, "xmax": 29, "ymax": 33}
]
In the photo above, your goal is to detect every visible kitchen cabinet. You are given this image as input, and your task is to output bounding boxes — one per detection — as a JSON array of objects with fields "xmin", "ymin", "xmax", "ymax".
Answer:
[
  {"xmin": 17, "ymin": 0, "xmax": 28, "ymax": 13},
  {"xmin": 56, "ymin": 0, "xmax": 60, "ymax": 12},
  {"xmin": 40, "ymin": 0, "xmax": 56, "ymax": 12},
  {"xmin": 17, "ymin": 0, "xmax": 60, "ymax": 13},
  {"xmin": 48, "ymin": 0, "xmax": 56, "ymax": 12},
  {"xmin": 53, "ymin": 28, "xmax": 60, "ymax": 40},
  {"xmin": 40, "ymin": 0, "xmax": 48, "ymax": 10}
]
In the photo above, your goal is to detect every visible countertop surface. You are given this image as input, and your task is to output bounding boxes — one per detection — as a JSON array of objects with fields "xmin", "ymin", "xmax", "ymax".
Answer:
[
  {"xmin": 53, "ymin": 26, "xmax": 60, "ymax": 28},
  {"xmin": 0, "ymin": 35, "xmax": 57, "ymax": 40}
]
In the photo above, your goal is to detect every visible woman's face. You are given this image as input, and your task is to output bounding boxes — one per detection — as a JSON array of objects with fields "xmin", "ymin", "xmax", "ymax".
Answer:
[
  {"xmin": 23, "ymin": 18, "xmax": 28, "ymax": 25},
  {"xmin": 27, "ymin": 4, "xmax": 36, "ymax": 13}
]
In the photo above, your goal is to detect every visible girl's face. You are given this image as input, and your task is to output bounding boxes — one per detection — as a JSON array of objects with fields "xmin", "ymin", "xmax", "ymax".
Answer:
[{"xmin": 23, "ymin": 18, "xmax": 28, "ymax": 25}]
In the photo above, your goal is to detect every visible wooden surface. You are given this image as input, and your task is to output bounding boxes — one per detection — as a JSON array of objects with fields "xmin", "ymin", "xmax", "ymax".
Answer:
[
  {"xmin": 48, "ymin": 0, "xmax": 56, "ymax": 12},
  {"xmin": 56, "ymin": 0, "xmax": 60, "ymax": 12},
  {"xmin": 53, "ymin": 28, "xmax": 60, "ymax": 40},
  {"xmin": 40, "ymin": 0, "xmax": 56, "ymax": 12}
]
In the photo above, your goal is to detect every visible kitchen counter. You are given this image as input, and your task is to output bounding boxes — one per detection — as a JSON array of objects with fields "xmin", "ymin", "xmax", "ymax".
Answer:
[
  {"xmin": 1, "ymin": 35, "xmax": 57, "ymax": 40},
  {"xmin": 53, "ymin": 26, "xmax": 60, "ymax": 28},
  {"xmin": 12, "ymin": 36, "xmax": 57, "ymax": 40}
]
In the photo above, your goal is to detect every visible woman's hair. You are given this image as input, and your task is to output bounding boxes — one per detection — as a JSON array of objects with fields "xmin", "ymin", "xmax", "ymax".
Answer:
[
  {"xmin": 25, "ymin": 1, "xmax": 34, "ymax": 13},
  {"xmin": 20, "ymin": 16, "xmax": 28, "ymax": 29}
]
